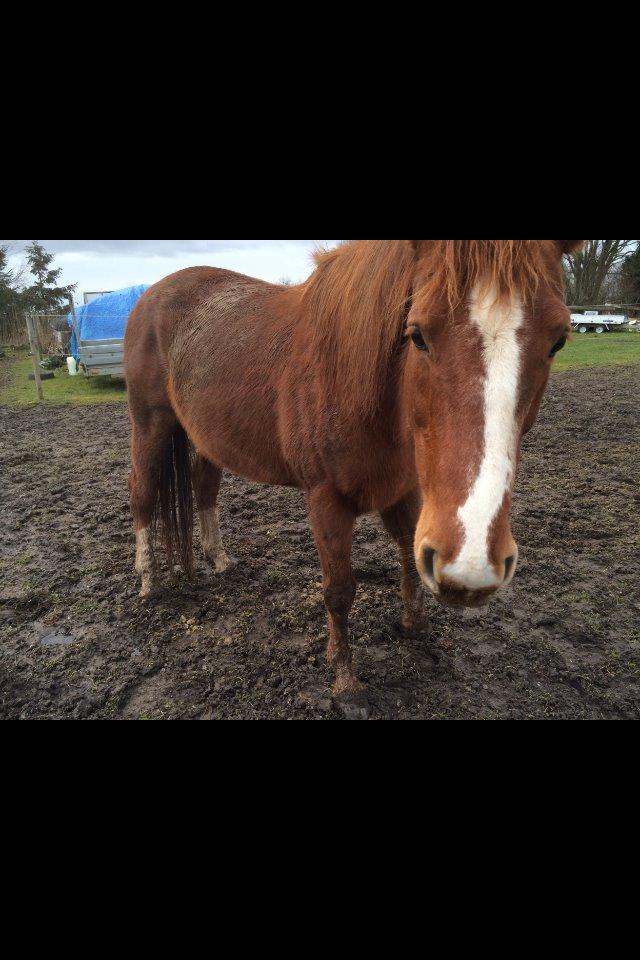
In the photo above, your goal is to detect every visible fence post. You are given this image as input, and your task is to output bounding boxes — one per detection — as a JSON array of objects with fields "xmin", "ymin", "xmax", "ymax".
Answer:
[
  {"xmin": 26, "ymin": 312, "xmax": 44, "ymax": 402},
  {"xmin": 68, "ymin": 296, "xmax": 80, "ymax": 361}
]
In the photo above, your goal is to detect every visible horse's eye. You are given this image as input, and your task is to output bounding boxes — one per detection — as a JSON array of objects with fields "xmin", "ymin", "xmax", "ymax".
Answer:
[
  {"xmin": 411, "ymin": 328, "xmax": 430, "ymax": 353},
  {"xmin": 550, "ymin": 336, "xmax": 568, "ymax": 358}
]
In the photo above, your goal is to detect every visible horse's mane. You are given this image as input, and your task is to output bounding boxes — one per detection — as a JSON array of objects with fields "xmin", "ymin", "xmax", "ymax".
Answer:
[
  {"xmin": 302, "ymin": 240, "xmax": 559, "ymax": 418},
  {"xmin": 302, "ymin": 241, "xmax": 415, "ymax": 418}
]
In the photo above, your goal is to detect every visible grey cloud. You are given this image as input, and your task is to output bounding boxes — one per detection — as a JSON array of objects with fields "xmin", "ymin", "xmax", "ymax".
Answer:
[
  {"xmin": 1, "ymin": 240, "xmax": 342, "ymax": 293},
  {"xmin": 1, "ymin": 239, "xmax": 329, "ymax": 257}
]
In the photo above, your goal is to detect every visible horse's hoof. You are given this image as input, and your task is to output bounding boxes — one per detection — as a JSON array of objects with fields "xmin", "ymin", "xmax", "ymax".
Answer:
[
  {"xmin": 207, "ymin": 553, "xmax": 238, "ymax": 575},
  {"xmin": 139, "ymin": 579, "xmax": 160, "ymax": 601},
  {"xmin": 333, "ymin": 691, "xmax": 371, "ymax": 721},
  {"xmin": 402, "ymin": 594, "xmax": 425, "ymax": 632}
]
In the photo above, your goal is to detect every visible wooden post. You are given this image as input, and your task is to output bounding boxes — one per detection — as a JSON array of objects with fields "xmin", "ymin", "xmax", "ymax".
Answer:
[
  {"xmin": 68, "ymin": 296, "xmax": 78, "ymax": 336},
  {"xmin": 68, "ymin": 296, "xmax": 80, "ymax": 367},
  {"xmin": 26, "ymin": 313, "xmax": 44, "ymax": 402}
]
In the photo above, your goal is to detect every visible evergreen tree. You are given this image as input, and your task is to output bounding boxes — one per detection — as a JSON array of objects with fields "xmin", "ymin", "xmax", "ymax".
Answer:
[
  {"xmin": 0, "ymin": 245, "xmax": 22, "ymax": 319},
  {"xmin": 22, "ymin": 240, "xmax": 75, "ymax": 313}
]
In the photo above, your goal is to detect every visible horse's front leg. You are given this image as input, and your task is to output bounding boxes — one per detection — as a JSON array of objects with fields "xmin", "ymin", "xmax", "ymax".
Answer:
[
  {"xmin": 381, "ymin": 489, "xmax": 424, "ymax": 631},
  {"xmin": 307, "ymin": 487, "xmax": 367, "ymax": 713}
]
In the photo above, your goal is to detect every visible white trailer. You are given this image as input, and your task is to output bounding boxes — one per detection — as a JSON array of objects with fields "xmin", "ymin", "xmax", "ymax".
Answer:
[{"xmin": 571, "ymin": 311, "xmax": 628, "ymax": 334}]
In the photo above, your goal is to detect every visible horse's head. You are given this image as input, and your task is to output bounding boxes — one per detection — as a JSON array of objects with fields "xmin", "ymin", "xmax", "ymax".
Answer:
[{"xmin": 407, "ymin": 240, "xmax": 584, "ymax": 608}]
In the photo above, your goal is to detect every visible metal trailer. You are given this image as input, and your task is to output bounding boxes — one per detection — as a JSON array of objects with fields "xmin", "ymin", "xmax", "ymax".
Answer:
[
  {"xmin": 68, "ymin": 302, "xmax": 125, "ymax": 377},
  {"xmin": 570, "ymin": 311, "xmax": 628, "ymax": 334},
  {"xmin": 78, "ymin": 338, "xmax": 125, "ymax": 377}
]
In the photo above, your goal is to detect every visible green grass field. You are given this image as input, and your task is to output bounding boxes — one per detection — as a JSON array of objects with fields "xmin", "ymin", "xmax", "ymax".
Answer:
[
  {"xmin": 1, "ymin": 333, "xmax": 639, "ymax": 407},
  {"xmin": 554, "ymin": 332, "xmax": 640, "ymax": 371},
  {"xmin": 0, "ymin": 349, "xmax": 127, "ymax": 406}
]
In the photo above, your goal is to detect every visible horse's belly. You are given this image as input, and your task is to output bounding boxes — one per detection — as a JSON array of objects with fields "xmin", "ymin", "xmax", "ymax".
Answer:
[
  {"xmin": 173, "ymin": 383, "xmax": 294, "ymax": 487},
  {"xmin": 200, "ymin": 434, "xmax": 293, "ymax": 487}
]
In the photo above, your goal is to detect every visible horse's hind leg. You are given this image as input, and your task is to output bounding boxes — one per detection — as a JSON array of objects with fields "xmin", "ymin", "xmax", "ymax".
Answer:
[
  {"xmin": 193, "ymin": 455, "xmax": 233, "ymax": 574},
  {"xmin": 381, "ymin": 490, "xmax": 424, "ymax": 631},
  {"xmin": 129, "ymin": 408, "xmax": 178, "ymax": 599}
]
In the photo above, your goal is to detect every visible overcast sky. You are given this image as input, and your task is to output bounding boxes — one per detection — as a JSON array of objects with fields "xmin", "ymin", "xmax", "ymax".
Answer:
[{"xmin": 2, "ymin": 240, "xmax": 340, "ymax": 303}]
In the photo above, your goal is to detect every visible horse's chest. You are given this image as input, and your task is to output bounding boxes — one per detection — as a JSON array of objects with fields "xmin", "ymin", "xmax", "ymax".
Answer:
[{"xmin": 331, "ymin": 434, "xmax": 416, "ymax": 514}]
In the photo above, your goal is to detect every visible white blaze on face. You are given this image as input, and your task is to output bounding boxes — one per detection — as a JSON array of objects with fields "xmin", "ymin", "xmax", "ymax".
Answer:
[{"xmin": 442, "ymin": 283, "xmax": 524, "ymax": 590}]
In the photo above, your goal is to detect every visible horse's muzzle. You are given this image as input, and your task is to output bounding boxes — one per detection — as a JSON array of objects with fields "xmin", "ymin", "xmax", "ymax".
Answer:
[{"xmin": 417, "ymin": 543, "xmax": 518, "ymax": 608}]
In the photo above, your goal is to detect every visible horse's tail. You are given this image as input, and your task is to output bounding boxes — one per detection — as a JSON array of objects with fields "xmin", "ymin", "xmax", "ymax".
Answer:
[{"xmin": 154, "ymin": 423, "xmax": 195, "ymax": 578}]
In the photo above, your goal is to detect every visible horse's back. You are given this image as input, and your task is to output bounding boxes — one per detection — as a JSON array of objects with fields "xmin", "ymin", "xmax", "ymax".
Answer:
[
  {"xmin": 126, "ymin": 266, "xmax": 269, "ymax": 358},
  {"xmin": 125, "ymin": 266, "xmax": 297, "ymax": 485}
]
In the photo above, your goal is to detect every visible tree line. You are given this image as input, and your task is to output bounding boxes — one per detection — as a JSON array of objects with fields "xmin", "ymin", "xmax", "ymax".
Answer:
[
  {"xmin": 2, "ymin": 240, "xmax": 639, "ymax": 346},
  {"xmin": 565, "ymin": 240, "xmax": 640, "ymax": 306},
  {"xmin": 0, "ymin": 241, "xmax": 76, "ymax": 343}
]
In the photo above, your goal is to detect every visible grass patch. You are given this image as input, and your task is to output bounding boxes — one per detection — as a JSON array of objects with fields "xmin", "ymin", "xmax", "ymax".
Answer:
[
  {"xmin": 2, "ymin": 333, "xmax": 638, "ymax": 407},
  {"xmin": 554, "ymin": 332, "xmax": 640, "ymax": 372},
  {"xmin": 0, "ymin": 348, "xmax": 127, "ymax": 407}
]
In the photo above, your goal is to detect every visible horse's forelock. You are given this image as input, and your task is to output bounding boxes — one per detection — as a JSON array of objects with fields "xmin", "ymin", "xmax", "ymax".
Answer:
[{"xmin": 418, "ymin": 240, "xmax": 563, "ymax": 314}]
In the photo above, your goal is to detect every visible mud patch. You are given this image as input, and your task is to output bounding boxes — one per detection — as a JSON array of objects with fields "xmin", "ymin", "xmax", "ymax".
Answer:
[{"xmin": 1, "ymin": 367, "xmax": 638, "ymax": 720}]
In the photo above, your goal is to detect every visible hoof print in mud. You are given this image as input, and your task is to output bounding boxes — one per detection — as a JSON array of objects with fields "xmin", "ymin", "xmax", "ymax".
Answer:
[{"xmin": 333, "ymin": 693, "xmax": 372, "ymax": 721}]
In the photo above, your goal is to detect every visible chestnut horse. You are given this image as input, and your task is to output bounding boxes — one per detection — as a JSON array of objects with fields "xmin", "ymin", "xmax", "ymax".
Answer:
[{"xmin": 125, "ymin": 240, "xmax": 583, "ymax": 704}]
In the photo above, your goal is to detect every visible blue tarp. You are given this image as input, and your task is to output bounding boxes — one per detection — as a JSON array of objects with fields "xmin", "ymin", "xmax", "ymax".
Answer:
[{"xmin": 68, "ymin": 285, "xmax": 149, "ymax": 361}]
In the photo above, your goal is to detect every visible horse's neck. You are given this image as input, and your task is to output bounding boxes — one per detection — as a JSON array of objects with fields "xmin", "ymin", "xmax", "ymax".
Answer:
[
  {"xmin": 289, "ymin": 284, "xmax": 413, "ymax": 448},
  {"xmin": 344, "ymin": 348, "xmax": 412, "ymax": 450}
]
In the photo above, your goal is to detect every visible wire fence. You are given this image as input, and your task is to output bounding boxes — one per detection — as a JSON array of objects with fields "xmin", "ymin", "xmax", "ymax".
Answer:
[
  {"xmin": 0, "ymin": 309, "xmax": 27, "ymax": 347},
  {"xmin": 0, "ymin": 311, "xmax": 70, "ymax": 353}
]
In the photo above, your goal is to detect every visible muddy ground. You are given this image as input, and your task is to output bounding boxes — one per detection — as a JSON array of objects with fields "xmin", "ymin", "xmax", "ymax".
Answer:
[{"xmin": 1, "ymin": 365, "xmax": 638, "ymax": 720}]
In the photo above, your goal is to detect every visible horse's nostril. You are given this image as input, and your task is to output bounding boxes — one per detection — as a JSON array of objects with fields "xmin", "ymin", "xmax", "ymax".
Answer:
[
  {"xmin": 423, "ymin": 547, "xmax": 437, "ymax": 583},
  {"xmin": 504, "ymin": 555, "xmax": 516, "ymax": 582}
]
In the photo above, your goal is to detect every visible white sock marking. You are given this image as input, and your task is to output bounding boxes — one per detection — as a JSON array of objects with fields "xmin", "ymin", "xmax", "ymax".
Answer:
[
  {"xmin": 136, "ymin": 527, "xmax": 156, "ymax": 598},
  {"xmin": 201, "ymin": 508, "xmax": 232, "ymax": 573},
  {"xmin": 135, "ymin": 528, "xmax": 154, "ymax": 575},
  {"xmin": 442, "ymin": 284, "xmax": 523, "ymax": 589}
]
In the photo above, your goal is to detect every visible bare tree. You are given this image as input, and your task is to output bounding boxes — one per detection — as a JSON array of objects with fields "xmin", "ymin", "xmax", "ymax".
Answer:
[
  {"xmin": 565, "ymin": 240, "xmax": 638, "ymax": 305},
  {"xmin": 619, "ymin": 246, "xmax": 640, "ymax": 305}
]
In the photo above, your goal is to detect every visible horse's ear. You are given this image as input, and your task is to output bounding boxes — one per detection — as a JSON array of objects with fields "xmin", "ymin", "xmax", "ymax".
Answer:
[{"xmin": 558, "ymin": 240, "xmax": 586, "ymax": 255}]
